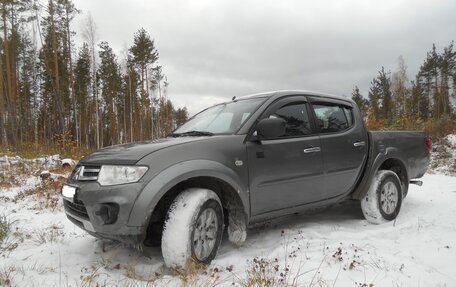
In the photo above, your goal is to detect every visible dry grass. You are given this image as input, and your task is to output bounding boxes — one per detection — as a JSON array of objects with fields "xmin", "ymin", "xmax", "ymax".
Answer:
[
  {"xmin": 0, "ymin": 162, "xmax": 29, "ymax": 189},
  {"xmin": 167, "ymin": 258, "xmax": 227, "ymax": 287},
  {"xmin": 13, "ymin": 174, "xmax": 67, "ymax": 211},
  {"xmin": 16, "ymin": 262, "xmax": 56, "ymax": 276},
  {"xmin": 124, "ymin": 263, "xmax": 160, "ymax": 283},
  {"xmin": 0, "ymin": 266, "xmax": 16, "ymax": 287},
  {"xmin": 238, "ymin": 257, "xmax": 290, "ymax": 287},
  {"xmin": 0, "ymin": 155, "xmax": 73, "ymax": 192},
  {"xmin": 0, "ymin": 215, "xmax": 11, "ymax": 243},
  {"xmin": 0, "ymin": 173, "xmax": 21, "ymax": 189},
  {"xmin": 0, "ymin": 140, "xmax": 91, "ymax": 160},
  {"xmin": 423, "ymin": 115, "xmax": 456, "ymax": 139},
  {"xmin": 0, "ymin": 215, "xmax": 21, "ymax": 253},
  {"xmin": 77, "ymin": 267, "xmax": 105, "ymax": 287},
  {"xmin": 429, "ymin": 137, "xmax": 456, "ymax": 175},
  {"xmin": 0, "ymin": 218, "xmax": 23, "ymax": 253},
  {"xmin": 32, "ymin": 227, "xmax": 65, "ymax": 245},
  {"xmin": 69, "ymin": 261, "xmax": 161, "ymax": 287},
  {"xmin": 219, "ymin": 256, "xmax": 309, "ymax": 287}
]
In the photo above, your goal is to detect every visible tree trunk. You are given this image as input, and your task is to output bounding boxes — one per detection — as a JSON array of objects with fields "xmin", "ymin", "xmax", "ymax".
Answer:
[
  {"xmin": 50, "ymin": 0, "xmax": 64, "ymax": 141},
  {"xmin": 122, "ymin": 94, "xmax": 125, "ymax": 144},
  {"xmin": 66, "ymin": 6, "xmax": 79, "ymax": 146},
  {"xmin": 92, "ymin": 45, "xmax": 99, "ymax": 148},
  {"xmin": 158, "ymin": 79, "xmax": 162, "ymax": 137},
  {"xmin": 145, "ymin": 66, "xmax": 152, "ymax": 140},
  {"xmin": 3, "ymin": 8, "xmax": 16, "ymax": 146},
  {"xmin": 129, "ymin": 71, "xmax": 133, "ymax": 142},
  {"xmin": 0, "ymin": 48, "xmax": 6, "ymax": 146},
  {"xmin": 10, "ymin": 4, "xmax": 19, "ymax": 142},
  {"xmin": 139, "ymin": 64, "xmax": 144, "ymax": 141}
]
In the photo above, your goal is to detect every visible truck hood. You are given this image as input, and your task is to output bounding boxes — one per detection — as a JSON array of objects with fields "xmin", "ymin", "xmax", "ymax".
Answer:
[{"xmin": 80, "ymin": 137, "xmax": 207, "ymax": 165}]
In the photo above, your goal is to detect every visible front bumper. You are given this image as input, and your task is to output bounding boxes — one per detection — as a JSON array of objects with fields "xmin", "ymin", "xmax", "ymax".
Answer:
[{"xmin": 62, "ymin": 179, "xmax": 148, "ymax": 245}]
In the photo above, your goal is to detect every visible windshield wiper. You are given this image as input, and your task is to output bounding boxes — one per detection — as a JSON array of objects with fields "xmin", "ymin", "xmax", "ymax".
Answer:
[{"xmin": 171, "ymin": 131, "xmax": 214, "ymax": 137}]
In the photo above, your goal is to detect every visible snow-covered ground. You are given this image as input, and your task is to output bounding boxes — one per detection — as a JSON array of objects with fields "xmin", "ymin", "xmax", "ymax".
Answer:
[{"xmin": 1, "ymin": 150, "xmax": 455, "ymax": 286}]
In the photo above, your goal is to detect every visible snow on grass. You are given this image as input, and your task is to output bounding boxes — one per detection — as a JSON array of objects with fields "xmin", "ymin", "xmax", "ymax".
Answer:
[
  {"xmin": 0, "ymin": 155, "xmax": 455, "ymax": 286},
  {"xmin": 216, "ymin": 174, "xmax": 456, "ymax": 286},
  {"xmin": 430, "ymin": 134, "xmax": 456, "ymax": 175}
]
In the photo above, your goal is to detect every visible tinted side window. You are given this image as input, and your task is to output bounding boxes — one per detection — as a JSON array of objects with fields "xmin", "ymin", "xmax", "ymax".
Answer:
[
  {"xmin": 269, "ymin": 103, "xmax": 312, "ymax": 137},
  {"xmin": 343, "ymin": 107, "xmax": 353, "ymax": 126},
  {"xmin": 312, "ymin": 104, "xmax": 352, "ymax": 133}
]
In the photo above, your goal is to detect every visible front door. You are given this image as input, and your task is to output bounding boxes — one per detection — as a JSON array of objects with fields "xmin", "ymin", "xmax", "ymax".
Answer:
[{"xmin": 247, "ymin": 96, "xmax": 325, "ymax": 216}]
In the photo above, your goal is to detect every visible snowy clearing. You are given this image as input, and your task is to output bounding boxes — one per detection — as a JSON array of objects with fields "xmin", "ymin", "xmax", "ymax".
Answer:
[{"xmin": 1, "ymin": 157, "xmax": 455, "ymax": 286}]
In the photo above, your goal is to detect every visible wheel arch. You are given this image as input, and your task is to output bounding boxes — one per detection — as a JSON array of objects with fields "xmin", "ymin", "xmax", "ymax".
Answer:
[
  {"xmin": 378, "ymin": 157, "xmax": 409, "ymax": 195},
  {"xmin": 127, "ymin": 160, "xmax": 249, "ymax": 245},
  {"xmin": 353, "ymin": 154, "xmax": 409, "ymax": 200}
]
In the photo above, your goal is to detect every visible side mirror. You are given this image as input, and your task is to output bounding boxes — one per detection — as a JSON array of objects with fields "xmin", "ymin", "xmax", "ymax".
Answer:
[{"xmin": 256, "ymin": 117, "xmax": 286, "ymax": 140}]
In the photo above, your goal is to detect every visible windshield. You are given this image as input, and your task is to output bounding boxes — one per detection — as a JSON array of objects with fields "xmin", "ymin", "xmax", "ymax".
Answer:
[{"xmin": 173, "ymin": 97, "xmax": 266, "ymax": 135}]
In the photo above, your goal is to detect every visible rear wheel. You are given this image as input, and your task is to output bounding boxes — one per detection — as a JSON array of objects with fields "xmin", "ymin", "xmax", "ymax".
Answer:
[
  {"xmin": 361, "ymin": 170, "xmax": 403, "ymax": 224},
  {"xmin": 161, "ymin": 188, "xmax": 223, "ymax": 269}
]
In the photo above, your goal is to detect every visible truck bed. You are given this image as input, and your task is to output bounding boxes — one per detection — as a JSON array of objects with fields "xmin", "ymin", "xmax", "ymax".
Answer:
[{"xmin": 351, "ymin": 131, "xmax": 430, "ymax": 199}]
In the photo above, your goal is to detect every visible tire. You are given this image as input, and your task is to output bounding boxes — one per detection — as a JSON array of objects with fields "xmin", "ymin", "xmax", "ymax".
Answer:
[
  {"xmin": 361, "ymin": 170, "xmax": 403, "ymax": 224},
  {"xmin": 161, "ymin": 188, "xmax": 224, "ymax": 269}
]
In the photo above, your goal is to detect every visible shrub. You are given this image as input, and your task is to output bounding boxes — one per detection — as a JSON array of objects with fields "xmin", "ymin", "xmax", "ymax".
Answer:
[
  {"xmin": 423, "ymin": 115, "xmax": 456, "ymax": 140},
  {"xmin": 239, "ymin": 257, "xmax": 290, "ymax": 287},
  {"xmin": 0, "ymin": 215, "xmax": 12, "ymax": 243}
]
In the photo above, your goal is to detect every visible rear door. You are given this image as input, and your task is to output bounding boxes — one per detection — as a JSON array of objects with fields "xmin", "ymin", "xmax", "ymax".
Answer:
[
  {"xmin": 247, "ymin": 96, "xmax": 325, "ymax": 216},
  {"xmin": 308, "ymin": 98, "xmax": 368, "ymax": 198}
]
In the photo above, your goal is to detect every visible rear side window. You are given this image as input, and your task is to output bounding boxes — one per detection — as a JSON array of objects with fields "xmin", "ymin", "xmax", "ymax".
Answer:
[
  {"xmin": 269, "ymin": 102, "xmax": 312, "ymax": 137},
  {"xmin": 312, "ymin": 104, "xmax": 353, "ymax": 133}
]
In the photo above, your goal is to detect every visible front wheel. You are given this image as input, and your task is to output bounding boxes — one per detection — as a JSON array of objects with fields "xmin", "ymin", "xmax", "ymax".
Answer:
[
  {"xmin": 161, "ymin": 188, "xmax": 224, "ymax": 269},
  {"xmin": 361, "ymin": 170, "xmax": 403, "ymax": 224}
]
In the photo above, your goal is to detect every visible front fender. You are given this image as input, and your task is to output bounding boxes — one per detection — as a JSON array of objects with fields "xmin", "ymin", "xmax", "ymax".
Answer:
[{"xmin": 126, "ymin": 159, "xmax": 249, "ymax": 227}]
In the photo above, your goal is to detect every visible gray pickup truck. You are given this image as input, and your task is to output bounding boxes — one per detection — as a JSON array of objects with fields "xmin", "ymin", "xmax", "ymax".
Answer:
[{"xmin": 62, "ymin": 90, "xmax": 430, "ymax": 268}]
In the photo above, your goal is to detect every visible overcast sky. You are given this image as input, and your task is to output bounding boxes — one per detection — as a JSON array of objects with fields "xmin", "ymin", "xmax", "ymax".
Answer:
[{"xmin": 72, "ymin": 0, "xmax": 456, "ymax": 114}]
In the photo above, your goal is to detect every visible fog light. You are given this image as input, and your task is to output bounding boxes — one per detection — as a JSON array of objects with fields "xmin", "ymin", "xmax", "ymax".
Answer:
[{"xmin": 95, "ymin": 203, "xmax": 119, "ymax": 225}]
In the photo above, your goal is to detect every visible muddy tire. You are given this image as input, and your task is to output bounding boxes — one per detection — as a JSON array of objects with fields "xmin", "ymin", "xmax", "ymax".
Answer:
[{"xmin": 361, "ymin": 170, "xmax": 403, "ymax": 224}]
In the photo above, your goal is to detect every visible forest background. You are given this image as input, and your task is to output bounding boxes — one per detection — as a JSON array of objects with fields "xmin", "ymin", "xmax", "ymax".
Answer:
[{"xmin": 0, "ymin": 0, "xmax": 455, "ymax": 158}]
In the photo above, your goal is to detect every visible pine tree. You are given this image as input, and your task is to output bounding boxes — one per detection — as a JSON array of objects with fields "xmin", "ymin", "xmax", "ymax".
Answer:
[
  {"xmin": 129, "ymin": 28, "xmax": 158, "ymax": 140},
  {"xmin": 409, "ymin": 77, "xmax": 428, "ymax": 120},
  {"xmin": 439, "ymin": 42, "xmax": 455, "ymax": 115},
  {"xmin": 174, "ymin": 107, "xmax": 189, "ymax": 127},
  {"xmin": 74, "ymin": 43, "xmax": 91, "ymax": 147},
  {"xmin": 17, "ymin": 31, "xmax": 38, "ymax": 143},
  {"xmin": 377, "ymin": 67, "xmax": 393, "ymax": 125},
  {"xmin": 419, "ymin": 44, "xmax": 440, "ymax": 118},
  {"xmin": 60, "ymin": 0, "xmax": 79, "ymax": 145},
  {"xmin": 391, "ymin": 56, "xmax": 409, "ymax": 119},
  {"xmin": 0, "ymin": 1, "xmax": 187, "ymax": 152},
  {"xmin": 351, "ymin": 86, "xmax": 368, "ymax": 118},
  {"xmin": 98, "ymin": 41, "xmax": 122, "ymax": 146},
  {"xmin": 121, "ymin": 56, "xmax": 139, "ymax": 142},
  {"xmin": 81, "ymin": 13, "xmax": 99, "ymax": 148},
  {"xmin": 0, "ymin": 0, "xmax": 33, "ymax": 146},
  {"xmin": 367, "ymin": 77, "xmax": 382, "ymax": 129}
]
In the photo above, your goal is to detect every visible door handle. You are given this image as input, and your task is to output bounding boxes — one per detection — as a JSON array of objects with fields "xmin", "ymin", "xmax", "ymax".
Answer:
[
  {"xmin": 303, "ymin": 147, "xmax": 321, "ymax": 153},
  {"xmin": 353, "ymin": 141, "xmax": 366, "ymax": 147}
]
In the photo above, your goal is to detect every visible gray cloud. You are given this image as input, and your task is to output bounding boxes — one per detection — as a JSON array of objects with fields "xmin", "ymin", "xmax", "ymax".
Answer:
[{"xmin": 73, "ymin": 0, "xmax": 456, "ymax": 114}]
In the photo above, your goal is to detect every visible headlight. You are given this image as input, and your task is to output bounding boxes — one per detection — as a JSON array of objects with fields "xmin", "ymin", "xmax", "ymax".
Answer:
[{"xmin": 97, "ymin": 165, "xmax": 148, "ymax": 186}]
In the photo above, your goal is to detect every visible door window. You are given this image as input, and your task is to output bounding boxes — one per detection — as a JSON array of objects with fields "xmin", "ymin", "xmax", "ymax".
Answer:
[
  {"xmin": 312, "ymin": 104, "xmax": 352, "ymax": 133},
  {"xmin": 269, "ymin": 103, "xmax": 312, "ymax": 137}
]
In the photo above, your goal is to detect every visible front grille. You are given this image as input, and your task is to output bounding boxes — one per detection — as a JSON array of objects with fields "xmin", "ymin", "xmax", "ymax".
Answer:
[
  {"xmin": 72, "ymin": 165, "xmax": 101, "ymax": 181},
  {"xmin": 64, "ymin": 199, "xmax": 89, "ymax": 220}
]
